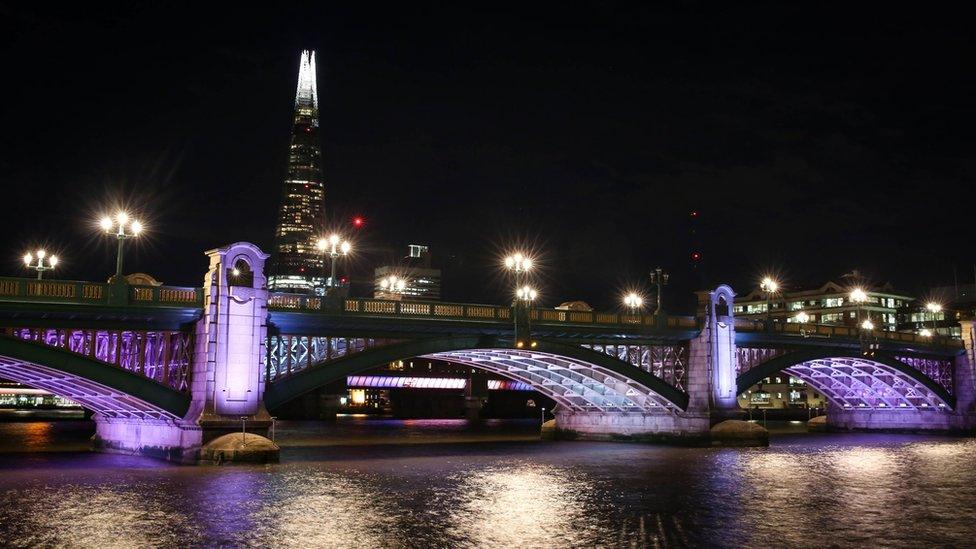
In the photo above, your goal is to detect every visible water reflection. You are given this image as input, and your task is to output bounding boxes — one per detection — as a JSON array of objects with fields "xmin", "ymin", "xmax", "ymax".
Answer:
[{"xmin": 0, "ymin": 421, "xmax": 975, "ymax": 547}]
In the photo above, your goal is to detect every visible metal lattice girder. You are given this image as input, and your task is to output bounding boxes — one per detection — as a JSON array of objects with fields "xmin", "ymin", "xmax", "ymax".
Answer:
[
  {"xmin": 579, "ymin": 343, "xmax": 687, "ymax": 391},
  {"xmin": 429, "ymin": 349, "xmax": 676, "ymax": 413},
  {"xmin": 779, "ymin": 357, "xmax": 951, "ymax": 410},
  {"xmin": 3, "ymin": 327, "xmax": 192, "ymax": 393},
  {"xmin": 264, "ymin": 336, "xmax": 690, "ymax": 411},
  {"xmin": 0, "ymin": 336, "xmax": 190, "ymax": 419},
  {"xmin": 266, "ymin": 335, "xmax": 403, "ymax": 381}
]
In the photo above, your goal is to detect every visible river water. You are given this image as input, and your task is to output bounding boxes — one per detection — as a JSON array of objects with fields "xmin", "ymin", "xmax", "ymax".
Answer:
[{"xmin": 1, "ymin": 418, "xmax": 974, "ymax": 548}]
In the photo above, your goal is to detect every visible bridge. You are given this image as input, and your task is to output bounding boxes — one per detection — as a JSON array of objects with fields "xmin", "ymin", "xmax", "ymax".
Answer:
[{"xmin": 0, "ymin": 242, "xmax": 973, "ymax": 461}]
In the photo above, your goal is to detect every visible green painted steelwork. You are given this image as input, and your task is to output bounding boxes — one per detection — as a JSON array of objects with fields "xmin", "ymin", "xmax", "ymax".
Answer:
[
  {"xmin": 735, "ymin": 348, "xmax": 955, "ymax": 410},
  {"xmin": 0, "ymin": 334, "xmax": 191, "ymax": 418},
  {"xmin": 264, "ymin": 335, "xmax": 689, "ymax": 410},
  {"xmin": 0, "ymin": 277, "xmax": 204, "ymax": 308}
]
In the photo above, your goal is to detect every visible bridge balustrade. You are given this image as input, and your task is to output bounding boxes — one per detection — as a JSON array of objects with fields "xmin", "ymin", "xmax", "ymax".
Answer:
[
  {"xmin": 735, "ymin": 315, "xmax": 961, "ymax": 350},
  {"xmin": 267, "ymin": 293, "xmax": 701, "ymax": 330},
  {"xmin": 0, "ymin": 276, "xmax": 204, "ymax": 308}
]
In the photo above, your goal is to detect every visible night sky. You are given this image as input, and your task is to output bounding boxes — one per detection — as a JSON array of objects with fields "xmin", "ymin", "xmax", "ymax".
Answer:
[{"xmin": 2, "ymin": 3, "xmax": 974, "ymax": 311}]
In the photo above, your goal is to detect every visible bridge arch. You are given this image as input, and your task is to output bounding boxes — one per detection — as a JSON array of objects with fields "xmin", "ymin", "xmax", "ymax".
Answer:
[
  {"xmin": 736, "ymin": 349, "xmax": 954, "ymax": 411},
  {"xmin": 0, "ymin": 335, "xmax": 191, "ymax": 419},
  {"xmin": 264, "ymin": 336, "xmax": 689, "ymax": 412}
]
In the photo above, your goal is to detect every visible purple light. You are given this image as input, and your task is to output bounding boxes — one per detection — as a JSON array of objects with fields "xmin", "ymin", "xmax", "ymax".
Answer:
[{"xmin": 345, "ymin": 375, "xmax": 533, "ymax": 391}]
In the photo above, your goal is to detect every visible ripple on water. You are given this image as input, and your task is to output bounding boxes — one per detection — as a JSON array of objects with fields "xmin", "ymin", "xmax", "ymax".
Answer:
[{"xmin": 1, "ymin": 421, "xmax": 975, "ymax": 548}]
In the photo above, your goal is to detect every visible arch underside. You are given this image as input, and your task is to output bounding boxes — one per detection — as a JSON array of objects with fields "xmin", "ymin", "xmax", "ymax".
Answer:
[
  {"xmin": 425, "ymin": 349, "xmax": 679, "ymax": 413},
  {"xmin": 781, "ymin": 358, "xmax": 950, "ymax": 410},
  {"xmin": 0, "ymin": 357, "xmax": 184, "ymax": 420}
]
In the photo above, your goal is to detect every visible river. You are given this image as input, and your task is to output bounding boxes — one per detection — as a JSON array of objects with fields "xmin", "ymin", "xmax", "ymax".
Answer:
[{"xmin": 1, "ymin": 418, "xmax": 974, "ymax": 547}]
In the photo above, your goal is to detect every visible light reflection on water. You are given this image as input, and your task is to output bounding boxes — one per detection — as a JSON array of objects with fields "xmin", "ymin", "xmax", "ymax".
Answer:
[{"xmin": 1, "ymin": 419, "xmax": 975, "ymax": 547}]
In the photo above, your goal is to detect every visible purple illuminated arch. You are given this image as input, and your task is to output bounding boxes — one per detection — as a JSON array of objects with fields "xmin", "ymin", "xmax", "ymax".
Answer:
[
  {"xmin": 738, "ymin": 352, "xmax": 954, "ymax": 411},
  {"xmin": 0, "ymin": 336, "xmax": 190, "ymax": 419}
]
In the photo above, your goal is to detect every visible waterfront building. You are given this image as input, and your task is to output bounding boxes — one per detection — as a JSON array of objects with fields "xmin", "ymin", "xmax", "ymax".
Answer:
[
  {"xmin": 269, "ymin": 50, "xmax": 327, "ymax": 293},
  {"xmin": 737, "ymin": 375, "xmax": 828, "ymax": 411},
  {"xmin": 735, "ymin": 280, "xmax": 912, "ymax": 332},
  {"xmin": 373, "ymin": 244, "xmax": 442, "ymax": 301},
  {"xmin": 897, "ymin": 283, "xmax": 975, "ymax": 338}
]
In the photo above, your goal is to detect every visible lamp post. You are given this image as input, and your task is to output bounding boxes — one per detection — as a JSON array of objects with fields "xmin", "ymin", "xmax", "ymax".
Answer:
[
  {"xmin": 515, "ymin": 285, "xmax": 537, "ymax": 346},
  {"xmin": 504, "ymin": 253, "xmax": 534, "ymax": 345},
  {"xmin": 379, "ymin": 275, "xmax": 408, "ymax": 299},
  {"xmin": 649, "ymin": 267, "xmax": 669, "ymax": 315},
  {"xmin": 100, "ymin": 212, "xmax": 143, "ymax": 282},
  {"xmin": 23, "ymin": 250, "xmax": 58, "ymax": 280},
  {"xmin": 760, "ymin": 276, "xmax": 780, "ymax": 327},
  {"xmin": 925, "ymin": 302, "xmax": 942, "ymax": 336},
  {"xmin": 849, "ymin": 287, "xmax": 868, "ymax": 325},
  {"xmin": 316, "ymin": 234, "xmax": 351, "ymax": 290},
  {"xmin": 624, "ymin": 292, "xmax": 643, "ymax": 318}
]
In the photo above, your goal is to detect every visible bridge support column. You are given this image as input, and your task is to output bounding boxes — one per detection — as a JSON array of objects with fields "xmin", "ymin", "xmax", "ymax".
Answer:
[
  {"xmin": 93, "ymin": 242, "xmax": 278, "ymax": 462},
  {"xmin": 692, "ymin": 285, "xmax": 742, "ymax": 421}
]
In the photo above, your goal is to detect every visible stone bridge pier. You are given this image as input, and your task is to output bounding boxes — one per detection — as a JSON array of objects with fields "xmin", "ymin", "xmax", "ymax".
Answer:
[
  {"xmin": 552, "ymin": 285, "xmax": 749, "ymax": 444},
  {"xmin": 93, "ymin": 242, "xmax": 274, "ymax": 462}
]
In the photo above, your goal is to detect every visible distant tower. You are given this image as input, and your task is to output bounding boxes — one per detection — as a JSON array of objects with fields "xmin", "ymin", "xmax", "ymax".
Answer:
[{"xmin": 269, "ymin": 50, "xmax": 326, "ymax": 293}]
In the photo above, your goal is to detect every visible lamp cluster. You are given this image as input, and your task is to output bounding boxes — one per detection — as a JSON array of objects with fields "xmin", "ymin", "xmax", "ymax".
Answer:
[
  {"xmin": 23, "ymin": 250, "xmax": 57, "ymax": 280},
  {"xmin": 317, "ymin": 234, "xmax": 352, "ymax": 290},
  {"xmin": 379, "ymin": 275, "xmax": 407, "ymax": 293}
]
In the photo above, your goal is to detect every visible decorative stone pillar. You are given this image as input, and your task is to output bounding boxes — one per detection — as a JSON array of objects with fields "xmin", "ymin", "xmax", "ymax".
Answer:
[
  {"xmin": 187, "ymin": 242, "xmax": 271, "ymax": 436},
  {"xmin": 690, "ymin": 285, "xmax": 740, "ymax": 419}
]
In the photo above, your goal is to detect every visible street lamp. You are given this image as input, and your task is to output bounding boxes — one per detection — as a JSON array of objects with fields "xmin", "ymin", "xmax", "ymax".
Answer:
[
  {"xmin": 516, "ymin": 285, "xmax": 537, "ymax": 303},
  {"xmin": 861, "ymin": 319, "xmax": 875, "ymax": 331},
  {"xmin": 100, "ymin": 211, "xmax": 143, "ymax": 282},
  {"xmin": 504, "ymin": 253, "xmax": 535, "ymax": 346},
  {"xmin": 514, "ymin": 285, "xmax": 537, "ymax": 346},
  {"xmin": 504, "ymin": 253, "xmax": 533, "ymax": 284},
  {"xmin": 23, "ymin": 250, "xmax": 58, "ymax": 280},
  {"xmin": 379, "ymin": 275, "xmax": 408, "ymax": 297},
  {"xmin": 316, "ymin": 234, "xmax": 351, "ymax": 290},
  {"xmin": 760, "ymin": 276, "xmax": 780, "ymax": 325},
  {"xmin": 623, "ymin": 292, "xmax": 643, "ymax": 315},
  {"xmin": 649, "ymin": 267, "xmax": 669, "ymax": 315},
  {"xmin": 925, "ymin": 302, "xmax": 942, "ymax": 335},
  {"xmin": 849, "ymin": 287, "xmax": 868, "ymax": 325}
]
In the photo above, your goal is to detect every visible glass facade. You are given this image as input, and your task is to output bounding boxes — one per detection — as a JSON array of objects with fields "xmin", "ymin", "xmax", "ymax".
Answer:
[{"xmin": 269, "ymin": 50, "xmax": 326, "ymax": 293}]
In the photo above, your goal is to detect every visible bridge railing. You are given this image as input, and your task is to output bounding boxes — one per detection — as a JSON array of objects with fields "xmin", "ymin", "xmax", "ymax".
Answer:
[
  {"xmin": 267, "ymin": 293, "xmax": 699, "ymax": 329},
  {"xmin": 0, "ymin": 277, "xmax": 204, "ymax": 308},
  {"xmin": 735, "ymin": 317, "xmax": 962, "ymax": 349}
]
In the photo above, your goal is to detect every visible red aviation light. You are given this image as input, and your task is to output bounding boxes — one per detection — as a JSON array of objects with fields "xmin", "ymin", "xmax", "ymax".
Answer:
[
  {"xmin": 691, "ymin": 252, "xmax": 702, "ymax": 261},
  {"xmin": 353, "ymin": 217, "xmax": 364, "ymax": 228}
]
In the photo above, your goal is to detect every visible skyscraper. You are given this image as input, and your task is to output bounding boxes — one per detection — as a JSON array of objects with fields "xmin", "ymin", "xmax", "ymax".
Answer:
[{"xmin": 269, "ymin": 50, "xmax": 325, "ymax": 293}]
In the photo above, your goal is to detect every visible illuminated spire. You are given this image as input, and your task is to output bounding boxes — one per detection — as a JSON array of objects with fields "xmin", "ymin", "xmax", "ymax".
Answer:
[{"xmin": 295, "ymin": 50, "xmax": 318, "ymax": 124}]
